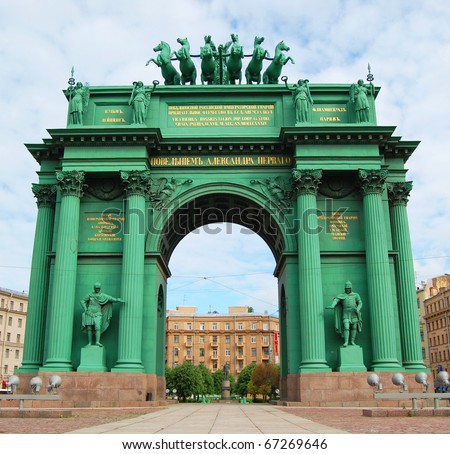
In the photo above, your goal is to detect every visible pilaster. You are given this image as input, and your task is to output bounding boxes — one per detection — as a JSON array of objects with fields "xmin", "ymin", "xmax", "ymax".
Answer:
[
  {"xmin": 388, "ymin": 182, "xmax": 426, "ymax": 370},
  {"xmin": 112, "ymin": 170, "xmax": 152, "ymax": 372},
  {"xmin": 19, "ymin": 184, "xmax": 57, "ymax": 372},
  {"xmin": 292, "ymin": 169, "xmax": 330, "ymax": 372},
  {"xmin": 41, "ymin": 171, "xmax": 85, "ymax": 371},
  {"xmin": 358, "ymin": 169, "xmax": 401, "ymax": 370}
]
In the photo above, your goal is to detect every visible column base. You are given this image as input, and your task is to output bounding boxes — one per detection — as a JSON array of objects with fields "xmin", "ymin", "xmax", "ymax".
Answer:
[
  {"xmin": 371, "ymin": 360, "xmax": 403, "ymax": 371},
  {"xmin": 403, "ymin": 361, "xmax": 429, "ymax": 371},
  {"xmin": 111, "ymin": 361, "xmax": 145, "ymax": 373},
  {"xmin": 337, "ymin": 345, "xmax": 367, "ymax": 372},
  {"xmin": 299, "ymin": 361, "xmax": 331, "ymax": 373},
  {"xmin": 39, "ymin": 363, "xmax": 74, "ymax": 372},
  {"xmin": 77, "ymin": 346, "xmax": 107, "ymax": 372},
  {"xmin": 16, "ymin": 363, "xmax": 41, "ymax": 374}
]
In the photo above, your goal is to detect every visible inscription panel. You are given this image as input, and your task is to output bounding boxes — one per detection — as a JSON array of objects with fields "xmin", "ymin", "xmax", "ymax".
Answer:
[
  {"xmin": 149, "ymin": 155, "xmax": 292, "ymax": 168},
  {"xmin": 167, "ymin": 104, "xmax": 275, "ymax": 128}
]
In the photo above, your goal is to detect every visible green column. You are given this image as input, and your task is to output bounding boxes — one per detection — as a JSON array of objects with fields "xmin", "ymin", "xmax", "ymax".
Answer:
[
  {"xmin": 112, "ymin": 170, "xmax": 151, "ymax": 372},
  {"xmin": 41, "ymin": 171, "xmax": 85, "ymax": 371},
  {"xmin": 388, "ymin": 182, "xmax": 426, "ymax": 370},
  {"xmin": 19, "ymin": 184, "xmax": 57, "ymax": 373},
  {"xmin": 358, "ymin": 170, "xmax": 401, "ymax": 370},
  {"xmin": 292, "ymin": 169, "xmax": 330, "ymax": 372}
]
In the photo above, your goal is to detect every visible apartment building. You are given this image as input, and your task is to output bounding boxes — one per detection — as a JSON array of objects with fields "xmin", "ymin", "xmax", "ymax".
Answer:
[
  {"xmin": 420, "ymin": 275, "xmax": 450, "ymax": 379},
  {"xmin": 0, "ymin": 287, "xmax": 28, "ymax": 380},
  {"xmin": 166, "ymin": 306, "xmax": 279, "ymax": 377}
]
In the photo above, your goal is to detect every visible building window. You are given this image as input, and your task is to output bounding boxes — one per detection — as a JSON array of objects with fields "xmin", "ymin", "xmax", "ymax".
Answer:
[
  {"xmin": 225, "ymin": 335, "xmax": 230, "ymax": 344},
  {"xmin": 8, "ymin": 317, "xmax": 12, "ymax": 326},
  {"xmin": 186, "ymin": 323, "xmax": 192, "ymax": 330},
  {"xmin": 20, "ymin": 303, "xmax": 24, "ymax": 312},
  {"xmin": 263, "ymin": 323, "xmax": 269, "ymax": 330},
  {"xmin": 18, "ymin": 319, "xmax": 23, "ymax": 328},
  {"xmin": 173, "ymin": 323, "xmax": 179, "ymax": 330},
  {"xmin": 420, "ymin": 330, "xmax": 424, "ymax": 341},
  {"xmin": 10, "ymin": 301, "xmax": 14, "ymax": 310},
  {"xmin": 0, "ymin": 315, "xmax": 2, "ymax": 324},
  {"xmin": 251, "ymin": 336, "xmax": 256, "ymax": 343},
  {"xmin": 422, "ymin": 348, "xmax": 426, "ymax": 359},
  {"xmin": 212, "ymin": 335, "xmax": 218, "ymax": 343},
  {"xmin": 225, "ymin": 349, "xmax": 230, "ymax": 356},
  {"xmin": 262, "ymin": 335, "xmax": 269, "ymax": 344},
  {"xmin": 186, "ymin": 348, "xmax": 192, "ymax": 356},
  {"xmin": 174, "ymin": 335, "xmax": 179, "ymax": 343},
  {"xmin": 6, "ymin": 333, "xmax": 11, "ymax": 341},
  {"xmin": 199, "ymin": 336, "xmax": 205, "ymax": 344},
  {"xmin": 5, "ymin": 349, "xmax": 9, "ymax": 358},
  {"xmin": 1, "ymin": 298, "xmax": 4, "ymax": 308},
  {"xmin": 263, "ymin": 347, "xmax": 270, "ymax": 356},
  {"xmin": 199, "ymin": 323, "xmax": 205, "ymax": 330},
  {"xmin": 225, "ymin": 323, "xmax": 230, "ymax": 330},
  {"xmin": 251, "ymin": 348, "xmax": 257, "ymax": 356},
  {"xmin": 251, "ymin": 322, "xmax": 256, "ymax": 330},
  {"xmin": 16, "ymin": 334, "xmax": 21, "ymax": 343},
  {"xmin": 186, "ymin": 335, "xmax": 193, "ymax": 344},
  {"xmin": 213, "ymin": 362, "xmax": 218, "ymax": 370},
  {"xmin": 199, "ymin": 348, "xmax": 205, "ymax": 357},
  {"xmin": 237, "ymin": 335, "xmax": 243, "ymax": 344},
  {"xmin": 212, "ymin": 323, "xmax": 218, "ymax": 330},
  {"xmin": 238, "ymin": 322, "xmax": 243, "ymax": 330},
  {"xmin": 15, "ymin": 350, "xmax": 19, "ymax": 359}
]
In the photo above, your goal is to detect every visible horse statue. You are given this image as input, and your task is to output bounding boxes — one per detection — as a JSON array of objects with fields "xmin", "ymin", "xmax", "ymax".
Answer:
[
  {"xmin": 200, "ymin": 35, "xmax": 217, "ymax": 85},
  {"xmin": 224, "ymin": 34, "xmax": 244, "ymax": 84},
  {"xmin": 263, "ymin": 41, "xmax": 294, "ymax": 84},
  {"xmin": 146, "ymin": 41, "xmax": 181, "ymax": 86},
  {"xmin": 173, "ymin": 37, "xmax": 197, "ymax": 85},
  {"xmin": 245, "ymin": 36, "xmax": 269, "ymax": 84}
]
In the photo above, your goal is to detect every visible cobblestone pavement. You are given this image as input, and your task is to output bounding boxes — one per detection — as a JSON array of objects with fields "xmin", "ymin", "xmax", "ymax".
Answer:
[
  {"xmin": 279, "ymin": 407, "xmax": 450, "ymax": 434},
  {"xmin": 0, "ymin": 406, "xmax": 449, "ymax": 434}
]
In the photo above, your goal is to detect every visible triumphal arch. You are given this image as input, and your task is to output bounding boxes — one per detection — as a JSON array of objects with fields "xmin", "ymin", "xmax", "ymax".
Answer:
[{"xmin": 19, "ymin": 36, "xmax": 426, "ymax": 405}]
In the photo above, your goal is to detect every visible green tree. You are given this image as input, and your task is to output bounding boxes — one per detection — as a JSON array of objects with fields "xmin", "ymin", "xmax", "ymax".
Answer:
[
  {"xmin": 172, "ymin": 362, "xmax": 203, "ymax": 402},
  {"xmin": 197, "ymin": 364, "xmax": 214, "ymax": 397},
  {"xmin": 235, "ymin": 363, "xmax": 257, "ymax": 397},
  {"xmin": 251, "ymin": 363, "xmax": 280, "ymax": 400},
  {"xmin": 165, "ymin": 366, "xmax": 175, "ymax": 395},
  {"xmin": 213, "ymin": 369, "xmax": 224, "ymax": 394}
]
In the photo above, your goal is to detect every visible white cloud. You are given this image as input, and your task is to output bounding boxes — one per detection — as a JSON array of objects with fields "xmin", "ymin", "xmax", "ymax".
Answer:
[{"xmin": 1, "ymin": 0, "xmax": 450, "ymax": 304}]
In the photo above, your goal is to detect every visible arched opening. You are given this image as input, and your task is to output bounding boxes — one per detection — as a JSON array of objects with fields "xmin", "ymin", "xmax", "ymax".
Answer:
[{"xmin": 158, "ymin": 191, "xmax": 290, "ymax": 383}]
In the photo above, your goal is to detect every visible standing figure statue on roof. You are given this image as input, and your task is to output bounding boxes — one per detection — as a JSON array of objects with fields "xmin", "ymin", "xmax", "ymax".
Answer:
[
  {"xmin": 129, "ymin": 80, "xmax": 158, "ymax": 125},
  {"xmin": 349, "ymin": 78, "xmax": 374, "ymax": 123},
  {"xmin": 66, "ymin": 80, "xmax": 90, "ymax": 126},
  {"xmin": 326, "ymin": 281, "xmax": 363, "ymax": 347},
  {"xmin": 283, "ymin": 77, "xmax": 313, "ymax": 124}
]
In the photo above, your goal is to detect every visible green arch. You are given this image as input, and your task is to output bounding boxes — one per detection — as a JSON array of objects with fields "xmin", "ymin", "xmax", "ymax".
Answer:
[{"xmin": 145, "ymin": 181, "xmax": 297, "ymax": 264}]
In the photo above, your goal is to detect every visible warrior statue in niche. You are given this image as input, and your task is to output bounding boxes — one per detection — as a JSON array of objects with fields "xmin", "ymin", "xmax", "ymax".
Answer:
[
  {"xmin": 326, "ymin": 281, "xmax": 363, "ymax": 347},
  {"xmin": 80, "ymin": 282, "xmax": 124, "ymax": 347}
]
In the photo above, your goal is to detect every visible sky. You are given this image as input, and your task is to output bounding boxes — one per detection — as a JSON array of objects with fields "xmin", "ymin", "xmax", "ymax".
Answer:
[{"xmin": 1, "ymin": 0, "xmax": 450, "ymax": 317}]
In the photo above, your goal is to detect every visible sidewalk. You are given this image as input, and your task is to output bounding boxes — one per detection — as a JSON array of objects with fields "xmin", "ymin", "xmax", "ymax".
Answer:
[{"xmin": 68, "ymin": 403, "xmax": 349, "ymax": 434}]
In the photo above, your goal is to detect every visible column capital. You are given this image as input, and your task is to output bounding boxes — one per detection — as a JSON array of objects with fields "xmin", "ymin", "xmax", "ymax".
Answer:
[
  {"xmin": 120, "ymin": 170, "xmax": 152, "ymax": 196},
  {"xmin": 388, "ymin": 182, "xmax": 413, "ymax": 206},
  {"xmin": 32, "ymin": 183, "xmax": 57, "ymax": 208},
  {"xmin": 56, "ymin": 171, "xmax": 86, "ymax": 197},
  {"xmin": 292, "ymin": 169, "xmax": 322, "ymax": 196},
  {"xmin": 358, "ymin": 169, "xmax": 388, "ymax": 195}
]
